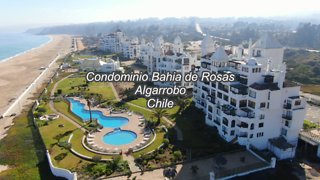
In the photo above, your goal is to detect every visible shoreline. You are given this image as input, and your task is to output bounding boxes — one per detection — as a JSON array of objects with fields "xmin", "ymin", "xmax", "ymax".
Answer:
[
  {"xmin": 0, "ymin": 34, "xmax": 72, "ymax": 141},
  {"xmin": 0, "ymin": 35, "xmax": 53, "ymax": 63}
]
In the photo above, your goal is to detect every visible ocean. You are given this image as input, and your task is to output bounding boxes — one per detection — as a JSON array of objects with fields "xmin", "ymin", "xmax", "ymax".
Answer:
[{"xmin": 0, "ymin": 33, "xmax": 51, "ymax": 62}]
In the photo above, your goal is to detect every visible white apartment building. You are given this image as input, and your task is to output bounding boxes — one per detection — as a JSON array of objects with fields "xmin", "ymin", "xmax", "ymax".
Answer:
[
  {"xmin": 146, "ymin": 36, "xmax": 198, "ymax": 89},
  {"xmin": 79, "ymin": 57, "xmax": 124, "ymax": 73},
  {"xmin": 99, "ymin": 29, "xmax": 140, "ymax": 59},
  {"xmin": 99, "ymin": 29, "xmax": 125, "ymax": 53},
  {"xmin": 193, "ymin": 34, "xmax": 306, "ymax": 159},
  {"xmin": 122, "ymin": 37, "xmax": 141, "ymax": 59}
]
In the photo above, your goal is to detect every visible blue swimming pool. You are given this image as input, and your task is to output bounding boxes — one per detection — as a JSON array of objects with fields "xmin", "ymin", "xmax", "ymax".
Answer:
[
  {"xmin": 103, "ymin": 130, "xmax": 137, "ymax": 145},
  {"xmin": 68, "ymin": 98, "xmax": 129, "ymax": 128}
]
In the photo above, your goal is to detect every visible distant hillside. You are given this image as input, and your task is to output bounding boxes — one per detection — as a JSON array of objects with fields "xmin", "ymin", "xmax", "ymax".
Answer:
[
  {"xmin": 26, "ymin": 17, "xmax": 320, "ymax": 49},
  {"xmin": 284, "ymin": 49, "xmax": 320, "ymax": 84}
]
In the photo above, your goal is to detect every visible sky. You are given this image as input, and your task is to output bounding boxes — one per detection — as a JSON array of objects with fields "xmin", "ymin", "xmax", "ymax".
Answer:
[{"xmin": 0, "ymin": 0, "xmax": 320, "ymax": 32}]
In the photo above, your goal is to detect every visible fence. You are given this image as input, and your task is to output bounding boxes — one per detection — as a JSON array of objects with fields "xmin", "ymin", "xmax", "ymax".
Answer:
[{"xmin": 46, "ymin": 150, "xmax": 77, "ymax": 180}]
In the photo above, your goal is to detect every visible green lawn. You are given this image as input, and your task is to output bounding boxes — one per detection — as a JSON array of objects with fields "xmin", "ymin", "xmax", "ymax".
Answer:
[
  {"xmin": 128, "ymin": 98, "xmax": 180, "ymax": 121},
  {"xmin": 72, "ymin": 54, "xmax": 96, "ymax": 60},
  {"xmin": 56, "ymin": 76, "xmax": 116, "ymax": 101},
  {"xmin": 39, "ymin": 113, "xmax": 113, "ymax": 170},
  {"xmin": 88, "ymin": 84, "xmax": 115, "ymax": 100},
  {"xmin": 39, "ymin": 117, "xmax": 89, "ymax": 170},
  {"xmin": 70, "ymin": 129, "xmax": 114, "ymax": 160},
  {"xmin": 56, "ymin": 77, "xmax": 87, "ymax": 95},
  {"xmin": 125, "ymin": 103, "xmax": 170, "ymax": 127},
  {"xmin": 0, "ymin": 110, "xmax": 57, "ymax": 179},
  {"xmin": 132, "ymin": 132, "xmax": 165, "ymax": 158}
]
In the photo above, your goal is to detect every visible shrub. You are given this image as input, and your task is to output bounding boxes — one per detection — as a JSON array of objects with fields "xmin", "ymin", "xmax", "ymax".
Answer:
[
  {"xmin": 162, "ymin": 138, "xmax": 169, "ymax": 148},
  {"xmin": 90, "ymin": 163, "xmax": 107, "ymax": 177},
  {"xmin": 54, "ymin": 152, "xmax": 68, "ymax": 161},
  {"xmin": 173, "ymin": 150, "xmax": 182, "ymax": 161},
  {"xmin": 57, "ymin": 141, "xmax": 72, "ymax": 150}
]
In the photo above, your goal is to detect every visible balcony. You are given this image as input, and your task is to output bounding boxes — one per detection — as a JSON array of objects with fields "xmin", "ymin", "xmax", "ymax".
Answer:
[
  {"xmin": 230, "ymin": 83, "xmax": 248, "ymax": 96},
  {"xmin": 238, "ymin": 108, "xmax": 255, "ymax": 119},
  {"xmin": 282, "ymin": 114, "xmax": 292, "ymax": 120},
  {"xmin": 222, "ymin": 104, "xmax": 236, "ymax": 116}
]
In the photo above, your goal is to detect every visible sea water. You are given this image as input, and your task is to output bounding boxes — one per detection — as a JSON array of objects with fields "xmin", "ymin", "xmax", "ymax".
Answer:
[{"xmin": 0, "ymin": 33, "xmax": 50, "ymax": 62}]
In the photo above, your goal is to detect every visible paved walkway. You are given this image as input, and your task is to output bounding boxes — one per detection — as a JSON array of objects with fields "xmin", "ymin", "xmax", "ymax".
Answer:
[
  {"xmin": 110, "ymin": 83, "xmax": 183, "ymax": 141},
  {"xmin": 122, "ymin": 154, "xmax": 141, "ymax": 173},
  {"xmin": 49, "ymin": 74, "xmax": 86, "ymax": 132}
]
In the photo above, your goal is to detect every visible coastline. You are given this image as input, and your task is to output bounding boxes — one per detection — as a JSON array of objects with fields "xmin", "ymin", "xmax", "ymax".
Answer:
[
  {"xmin": 0, "ymin": 34, "xmax": 72, "ymax": 140},
  {"xmin": 0, "ymin": 35, "xmax": 53, "ymax": 63}
]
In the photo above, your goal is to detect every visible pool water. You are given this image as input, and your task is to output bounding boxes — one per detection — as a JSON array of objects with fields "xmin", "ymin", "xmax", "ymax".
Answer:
[
  {"xmin": 68, "ymin": 98, "xmax": 129, "ymax": 128},
  {"xmin": 103, "ymin": 130, "xmax": 137, "ymax": 145}
]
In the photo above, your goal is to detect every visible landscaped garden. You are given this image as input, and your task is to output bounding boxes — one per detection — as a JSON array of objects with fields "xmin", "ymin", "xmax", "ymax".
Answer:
[
  {"xmin": 30, "ymin": 69, "xmax": 175, "ymax": 178},
  {"xmin": 2, "ymin": 52, "xmax": 244, "ymax": 179}
]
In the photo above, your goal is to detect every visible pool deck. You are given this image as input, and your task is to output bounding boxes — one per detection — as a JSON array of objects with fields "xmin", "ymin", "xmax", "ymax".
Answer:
[{"xmin": 72, "ymin": 97, "xmax": 150, "ymax": 152}]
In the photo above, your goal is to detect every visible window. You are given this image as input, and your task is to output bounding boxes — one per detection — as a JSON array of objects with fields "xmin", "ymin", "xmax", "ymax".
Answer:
[
  {"xmin": 223, "ymin": 95, "xmax": 229, "ymax": 101},
  {"xmin": 231, "ymin": 120, "xmax": 236, "ymax": 128},
  {"xmin": 249, "ymin": 90, "xmax": 256, "ymax": 98},
  {"xmin": 217, "ymin": 92, "xmax": 222, "ymax": 99},
  {"xmin": 295, "ymin": 100, "xmax": 301, "ymax": 106},
  {"xmin": 259, "ymin": 123, "xmax": 264, "ymax": 128},
  {"xmin": 281, "ymin": 128, "xmax": 287, "ymax": 136},
  {"xmin": 223, "ymin": 118, "xmax": 228, "ymax": 126},
  {"xmin": 285, "ymin": 121, "xmax": 289, "ymax": 127},
  {"xmin": 250, "ymin": 124, "xmax": 254, "ymax": 130},
  {"xmin": 240, "ymin": 100, "xmax": 247, "ymax": 108},
  {"xmin": 208, "ymin": 106, "xmax": 213, "ymax": 113},
  {"xmin": 257, "ymin": 132, "xmax": 264, "ymax": 137},
  {"xmin": 250, "ymin": 134, "xmax": 253, "ymax": 138},
  {"xmin": 268, "ymin": 92, "xmax": 271, "ymax": 100},
  {"xmin": 260, "ymin": 102, "xmax": 266, "ymax": 108},
  {"xmin": 248, "ymin": 100, "xmax": 256, "ymax": 109},
  {"xmin": 260, "ymin": 114, "xmax": 265, "ymax": 119},
  {"xmin": 231, "ymin": 130, "xmax": 235, "ymax": 136},
  {"xmin": 257, "ymin": 50, "xmax": 261, "ymax": 57},
  {"xmin": 230, "ymin": 98, "xmax": 237, "ymax": 107}
]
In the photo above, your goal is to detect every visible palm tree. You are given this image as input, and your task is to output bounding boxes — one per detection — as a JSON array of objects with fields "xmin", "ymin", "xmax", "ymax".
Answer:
[
  {"xmin": 152, "ymin": 108, "xmax": 169, "ymax": 126},
  {"xmin": 86, "ymin": 98, "xmax": 93, "ymax": 124},
  {"xmin": 176, "ymin": 97, "xmax": 189, "ymax": 114}
]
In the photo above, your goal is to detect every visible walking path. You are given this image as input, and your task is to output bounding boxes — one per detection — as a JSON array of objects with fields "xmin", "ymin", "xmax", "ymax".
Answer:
[
  {"xmin": 122, "ymin": 154, "xmax": 141, "ymax": 173},
  {"xmin": 110, "ymin": 83, "xmax": 183, "ymax": 141},
  {"xmin": 49, "ymin": 74, "xmax": 86, "ymax": 132}
]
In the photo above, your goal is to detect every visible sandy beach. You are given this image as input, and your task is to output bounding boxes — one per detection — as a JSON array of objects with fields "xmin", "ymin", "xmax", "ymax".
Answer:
[{"xmin": 0, "ymin": 35, "xmax": 72, "ymax": 140}]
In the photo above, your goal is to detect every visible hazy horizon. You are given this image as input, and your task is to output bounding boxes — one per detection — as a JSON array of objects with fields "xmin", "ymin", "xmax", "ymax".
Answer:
[{"xmin": 1, "ymin": 0, "xmax": 320, "ymax": 33}]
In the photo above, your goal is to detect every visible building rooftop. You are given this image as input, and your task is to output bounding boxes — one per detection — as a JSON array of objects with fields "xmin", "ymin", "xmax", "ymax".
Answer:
[
  {"xmin": 269, "ymin": 137, "xmax": 295, "ymax": 150},
  {"xmin": 250, "ymin": 82, "xmax": 280, "ymax": 91},
  {"xmin": 252, "ymin": 34, "xmax": 283, "ymax": 49},
  {"xmin": 211, "ymin": 46, "xmax": 229, "ymax": 61},
  {"xmin": 165, "ymin": 50, "xmax": 175, "ymax": 56},
  {"xmin": 201, "ymin": 52, "xmax": 214, "ymax": 59}
]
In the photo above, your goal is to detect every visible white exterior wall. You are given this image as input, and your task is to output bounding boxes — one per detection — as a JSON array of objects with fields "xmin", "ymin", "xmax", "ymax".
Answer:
[
  {"xmin": 194, "ymin": 35, "xmax": 306, "ymax": 159},
  {"xmin": 146, "ymin": 36, "xmax": 197, "ymax": 89}
]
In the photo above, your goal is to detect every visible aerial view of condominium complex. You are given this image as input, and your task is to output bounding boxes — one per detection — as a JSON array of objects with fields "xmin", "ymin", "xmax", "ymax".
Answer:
[{"xmin": 0, "ymin": 1, "xmax": 320, "ymax": 180}]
